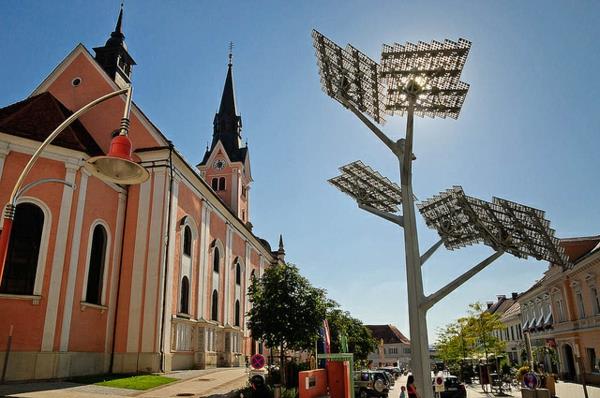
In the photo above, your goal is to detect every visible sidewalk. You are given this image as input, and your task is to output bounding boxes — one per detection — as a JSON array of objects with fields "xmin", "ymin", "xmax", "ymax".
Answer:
[
  {"xmin": 465, "ymin": 381, "xmax": 600, "ymax": 398},
  {"xmin": 0, "ymin": 367, "xmax": 248, "ymax": 398}
]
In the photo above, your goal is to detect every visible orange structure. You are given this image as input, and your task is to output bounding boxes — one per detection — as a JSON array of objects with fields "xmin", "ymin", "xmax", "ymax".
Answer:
[
  {"xmin": 0, "ymin": 7, "xmax": 284, "ymax": 381},
  {"xmin": 298, "ymin": 369, "xmax": 328, "ymax": 398},
  {"xmin": 327, "ymin": 361, "xmax": 351, "ymax": 398}
]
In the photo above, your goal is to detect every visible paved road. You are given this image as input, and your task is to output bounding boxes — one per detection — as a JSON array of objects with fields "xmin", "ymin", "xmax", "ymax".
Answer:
[
  {"xmin": 3, "ymin": 368, "xmax": 599, "ymax": 398},
  {"xmin": 0, "ymin": 367, "xmax": 248, "ymax": 398}
]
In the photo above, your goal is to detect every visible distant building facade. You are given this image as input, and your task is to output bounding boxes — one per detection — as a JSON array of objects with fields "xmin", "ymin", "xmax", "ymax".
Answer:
[
  {"xmin": 486, "ymin": 293, "xmax": 524, "ymax": 366},
  {"xmin": 519, "ymin": 236, "xmax": 600, "ymax": 384},
  {"xmin": 0, "ymin": 8, "xmax": 284, "ymax": 381},
  {"xmin": 366, "ymin": 324, "xmax": 411, "ymax": 368},
  {"xmin": 499, "ymin": 300, "xmax": 524, "ymax": 365}
]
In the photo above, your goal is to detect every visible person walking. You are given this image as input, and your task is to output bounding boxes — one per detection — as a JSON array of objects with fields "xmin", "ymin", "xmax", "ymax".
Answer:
[{"xmin": 407, "ymin": 374, "xmax": 418, "ymax": 398}]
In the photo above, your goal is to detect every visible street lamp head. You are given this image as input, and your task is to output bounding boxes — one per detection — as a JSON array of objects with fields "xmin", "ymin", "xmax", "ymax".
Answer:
[{"xmin": 85, "ymin": 132, "xmax": 149, "ymax": 185}]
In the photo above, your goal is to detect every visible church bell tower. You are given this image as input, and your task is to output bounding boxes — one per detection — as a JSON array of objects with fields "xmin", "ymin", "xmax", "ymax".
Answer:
[
  {"xmin": 198, "ymin": 47, "xmax": 252, "ymax": 225},
  {"xmin": 93, "ymin": 5, "xmax": 136, "ymax": 88}
]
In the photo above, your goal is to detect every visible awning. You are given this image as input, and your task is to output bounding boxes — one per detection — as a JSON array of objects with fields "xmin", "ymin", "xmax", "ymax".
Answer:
[
  {"xmin": 522, "ymin": 319, "xmax": 530, "ymax": 331},
  {"xmin": 543, "ymin": 312, "xmax": 553, "ymax": 329},
  {"xmin": 535, "ymin": 314, "xmax": 544, "ymax": 330}
]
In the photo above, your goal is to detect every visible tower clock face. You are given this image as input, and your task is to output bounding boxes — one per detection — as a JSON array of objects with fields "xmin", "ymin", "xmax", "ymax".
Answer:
[{"xmin": 214, "ymin": 159, "xmax": 226, "ymax": 170}]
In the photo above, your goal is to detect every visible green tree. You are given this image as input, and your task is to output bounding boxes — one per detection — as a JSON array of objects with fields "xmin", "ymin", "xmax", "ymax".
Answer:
[
  {"xmin": 435, "ymin": 317, "xmax": 474, "ymax": 367},
  {"xmin": 247, "ymin": 263, "xmax": 328, "ymax": 383},
  {"xmin": 464, "ymin": 302, "xmax": 506, "ymax": 361},
  {"xmin": 327, "ymin": 307, "xmax": 378, "ymax": 361}
]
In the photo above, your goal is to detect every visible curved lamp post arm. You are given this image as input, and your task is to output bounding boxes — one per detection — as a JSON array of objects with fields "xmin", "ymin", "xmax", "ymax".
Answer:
[
  {"xmin": 8, "ymin": 86, "xmax": 130, "ymax": 206},
  {"xmin": 0, "ymin": 85, "xmax": 133, "ymax": 284},
  {"xmin": 14, "ymin": 178, "xmax": 76, "ymax": 201}
]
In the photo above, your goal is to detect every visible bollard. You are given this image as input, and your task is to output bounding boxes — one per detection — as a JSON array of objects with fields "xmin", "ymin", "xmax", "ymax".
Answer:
[{"xmin": 274, "ymin": 384, "xmax": 282, "ymax": 398}]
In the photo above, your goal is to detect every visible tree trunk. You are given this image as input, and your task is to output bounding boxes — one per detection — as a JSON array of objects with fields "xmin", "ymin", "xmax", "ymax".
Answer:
[{"xmin": 280, "ymin": 343, "xmax": 286, "ymax": 387}]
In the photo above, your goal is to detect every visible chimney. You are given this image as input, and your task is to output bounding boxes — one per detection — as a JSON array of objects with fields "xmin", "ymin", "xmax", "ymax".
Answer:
[
  {"xmin": 497, "ymin": 295, "xmax": 506, "ymax": 301},
  {"xmin": 512, "ymin": 292, "xmax": 519, "ymax": 300},
  {"xmin": 486, "ymin": 301, "xmax": 494, "ymax": 309}
]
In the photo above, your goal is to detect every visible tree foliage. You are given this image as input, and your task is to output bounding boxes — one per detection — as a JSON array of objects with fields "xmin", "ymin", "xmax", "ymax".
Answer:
[
  {"xmin": 247, "ymin": 263, "xmax": 328, "ymax": 352},
  {"xmin": 327, "ymin": 307, "xmax": 378, "ymax": 361},
  {"xmin": 465, "ymin": 302, "xmax": 506, "ymax": 359},
  {"xmin": 435, "ymin": 302, "xmax": 506, "ymax": 364},
  {"xmin": 436, "ymin": 317, "xmax": 474, "ymax": 366}
]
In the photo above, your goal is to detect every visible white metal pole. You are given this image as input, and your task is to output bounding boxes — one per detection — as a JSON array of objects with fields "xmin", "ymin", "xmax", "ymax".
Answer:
[{"xmin": 398, "ymin": 98, "xmax": 433, "ymax": 398}]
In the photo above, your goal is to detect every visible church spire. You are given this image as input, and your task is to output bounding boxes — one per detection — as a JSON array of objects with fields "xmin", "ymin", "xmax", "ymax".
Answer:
[
  {"xmin": 277, "ymin": 234, "xmax": 286, "ymax": 262},
  {"xmin": 211, "ymin": 44, "xmax": 242, "ymax": 158},
  {"xmin": 93, "ymin": 4, "xmax": 136, "ymax": 86},
  {"xmin": 114, "ymin": 4, "xmax": 124, "ymax": 35}
]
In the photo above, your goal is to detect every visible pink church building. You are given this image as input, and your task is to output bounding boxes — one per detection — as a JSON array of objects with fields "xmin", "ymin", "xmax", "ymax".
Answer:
[{"xmin": 0, "ymin": 9, "xmax": 284, "ymax": 381}]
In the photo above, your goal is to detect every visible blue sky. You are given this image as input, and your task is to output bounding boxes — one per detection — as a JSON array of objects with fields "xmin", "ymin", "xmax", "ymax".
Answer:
[{"xmin": 2, "ymin": 1, "xmax": 599, "ymax": 342}]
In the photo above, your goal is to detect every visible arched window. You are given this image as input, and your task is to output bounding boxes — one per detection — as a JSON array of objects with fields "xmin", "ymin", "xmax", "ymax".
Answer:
[
  {"xmin": 211, "ymin": 289, "xmax": 219, "ymax": 321},
  {"xmin": 211, "ymin": 178, "xmax": 218, "ymax": 191},
  {"xmin": 236, "ymin": 263, "xmax": 241, "ymax": 285},
  {"xmin": 218, "ymin": 177, "xmax": 226, "ymax": 191},
  {"xmin": 183, "ymin": 226, "xmax": 192, "ymax": 257},
  {"xmin": 235, "ymin": 299, "xmax": 240, "ymax": 327},
  {"xmin": 0, "ymin": 203, "xmax": 44, "ymax": 294},
  {"xmin": 213, "ymin": 247, "xmax": 220, "ymax": 273},
  {"xmin": 180, "ymin": 276, "xmax": 190, "ymax": 314},
  {"xmin": 85, "ymin": 225, "xmax": 107, "ymax": 304}
]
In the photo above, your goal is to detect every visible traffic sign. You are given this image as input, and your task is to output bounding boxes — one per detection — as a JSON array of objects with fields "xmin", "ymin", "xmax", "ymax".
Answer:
[
  {"xmin": 251, "ymin": 353, "xmax": 265, "ymax": 369},
  {"xmin": 434, "ymin": 375, "xmax": 445, "ymax": 392},
  {"xmin": 523, "ymin": 372, "xmax": 540, "ymax": 389}
]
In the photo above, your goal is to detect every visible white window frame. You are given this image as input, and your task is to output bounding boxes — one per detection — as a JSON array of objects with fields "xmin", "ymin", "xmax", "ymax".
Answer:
[
  {"xmin": 178, "ymin": 217, "xmax": 197, "ymax": 315},
  {"xmin": 81, "ymin": 219, "xmax": 111, "ymax": 305},
  {"xmin": 2, "ymin": 198, "xmax": 52, "ymax": 297}
]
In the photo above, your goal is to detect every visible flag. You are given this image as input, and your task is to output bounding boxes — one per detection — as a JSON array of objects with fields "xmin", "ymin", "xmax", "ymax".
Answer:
[{"xmin": 323, "ymin": 319, "xmax": 331, "ymax": 354}]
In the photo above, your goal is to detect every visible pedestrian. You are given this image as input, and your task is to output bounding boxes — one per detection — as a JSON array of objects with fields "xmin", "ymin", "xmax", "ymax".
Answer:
[
  {"xmin": 399, "ymin": 385, "xmax": 407, "ymax": 398},
  {"xmin": 406, "ymin": 374, "xmax": 418, "ymax": 398}
]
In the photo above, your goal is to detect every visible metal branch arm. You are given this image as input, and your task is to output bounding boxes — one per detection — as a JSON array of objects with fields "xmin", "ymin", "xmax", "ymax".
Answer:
[
  {"xmin": 421, "ymin": 250, "xmax": 504, "ymax": 310},
  {"xmin": 358, "ymin": 203, "xmax": 404, "ymax": 226},
  {"xmin": 420, "ymin": 239, "xmax": 444, "ymax": 266},
  {"xmin": 339, "ymin": 97, "xmax": 397, "ymax": 153}
]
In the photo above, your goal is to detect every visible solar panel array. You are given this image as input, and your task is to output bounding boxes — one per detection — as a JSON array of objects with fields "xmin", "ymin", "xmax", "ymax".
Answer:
[
  {"xmin": 328, "ymin": 161, "xmax": 402, "ymax": 213},
  {"xmin": 312, "ymin": 31, "xmax": 471, "ymax": 121},
  {"xmin": 418, "ymin": 186, "xmax": 569, "ymax": 267},
  {"xmin": 312, "ymin": 30, "xmax": 389, "ymax": 124},
  {"xmin": 380, "ymin": 39, "xmax": 471, "ymax": 119}
]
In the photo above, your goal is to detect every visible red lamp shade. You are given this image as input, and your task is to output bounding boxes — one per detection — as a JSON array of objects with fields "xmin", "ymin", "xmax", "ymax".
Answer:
[{"xmin": 84, "ymin": 134, "xmax": 149, "ymax": 185}]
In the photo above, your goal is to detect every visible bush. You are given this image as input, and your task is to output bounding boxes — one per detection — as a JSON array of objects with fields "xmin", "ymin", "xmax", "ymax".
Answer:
[
  {"xmin": 517, "ymin": 365, "xmax": 530, "ymax": 381},
  {"xmin": 281, "ymin": 387, "xmax": 298, "ymax": 398}
]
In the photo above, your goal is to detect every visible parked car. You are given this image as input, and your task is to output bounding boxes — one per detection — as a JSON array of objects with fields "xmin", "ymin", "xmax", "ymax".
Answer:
[
  {"xmin": 354, "ymin": 370, "xmax": 390, "ymax": 398},
  {"xmin": 378, "ymin": 366, "xmax": 401, "ymax": 379},
  {"xmin": 431, "ymin": 375, "xmax": 467, "ymax": 398},
  {"xmin": 376, "ymin": 369, "xmax": 395, "ymax": 386}
]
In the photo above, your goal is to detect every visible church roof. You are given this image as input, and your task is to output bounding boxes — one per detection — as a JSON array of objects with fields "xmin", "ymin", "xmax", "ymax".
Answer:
[
  {"xmin": 0, "ymin": 92, "xmax": 103, "ymax": 156},
  {"xmin": 366, "ymin": 324, "xmax": 410, "ymax": 345}
]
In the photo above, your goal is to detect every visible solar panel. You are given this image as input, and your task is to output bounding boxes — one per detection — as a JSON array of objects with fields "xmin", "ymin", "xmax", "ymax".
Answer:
[
  {"xmin": 418, "ymin": 187, "xmax": 569, "ymax": 266},
  {"xmin": 380, "ymin": 39, "xmax": 471, "ymax": 119},
  {"xmin": 312, "ymin": 30, "xmax": 389, "ymax": 124},
  {"xmin": 329, "ymin": 161, "xmax": 402, "ymax": 213}
]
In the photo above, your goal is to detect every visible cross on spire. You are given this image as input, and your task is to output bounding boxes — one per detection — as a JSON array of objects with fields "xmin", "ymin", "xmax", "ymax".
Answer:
[{"xmin": 228, "ymin": 41, "xmax": 234, "ymax": 66}]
